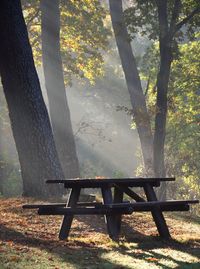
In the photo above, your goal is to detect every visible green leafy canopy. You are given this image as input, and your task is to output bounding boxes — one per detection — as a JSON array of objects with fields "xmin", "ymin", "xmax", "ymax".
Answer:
[
  {"xmin": 124, "ymin": 0, "xmax": 200, "ymax": 42},
  {"xmin": 22, "ymin": 0, "xmax": 110, "ymax": 85}
]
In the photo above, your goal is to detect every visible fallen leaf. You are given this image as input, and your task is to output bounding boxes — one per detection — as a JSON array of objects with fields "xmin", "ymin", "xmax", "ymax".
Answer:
[
  {"xmin": 9, "ymin": 255, "xmax": 20, "ymax": 262},
  {"xmin": 146, "ymin": 257, "xmax": 159, "ymax": 262},
  {"xmin": 48, "ymin": 257, "xmax": 54, "ymax": 261}
]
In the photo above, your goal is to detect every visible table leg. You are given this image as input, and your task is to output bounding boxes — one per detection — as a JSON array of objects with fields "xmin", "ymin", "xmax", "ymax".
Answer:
[
  {"xmin": 59, "ymin": 187, "xmax": 81, "ymax": 240},
  {"xmin": 144, "ymin": 184, "xmax": 170, "ymax": 239},
  {"xmin": 113, "ymin": 187, "xmax": 124, "ymax": 234},
  {"xmin": 101, "ymin": 186, "xmax": 119, "ymax": 240}
]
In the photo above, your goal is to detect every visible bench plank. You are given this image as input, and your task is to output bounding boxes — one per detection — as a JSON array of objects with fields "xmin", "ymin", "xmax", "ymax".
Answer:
[
  {"xmin": 38, "ymin": 206, "xmax": 133, "ymax": 215},
  {"xmin": 107, "ymin": 200, "xmax": 199, "ymax": 207},
  {"xmin": 37, "ymin": 203, "xmax": 191, "ymax": 216},
  {"xmin": 23, "ymin": 202, "xmax": 103, "ymax": 209},
  {"xmin": 36, "ymin": 200, "xmax": 197, "ymax": 216},
  {"xmin": 23, "ymin": 199, "xmax": 198, "ymax": 210}
]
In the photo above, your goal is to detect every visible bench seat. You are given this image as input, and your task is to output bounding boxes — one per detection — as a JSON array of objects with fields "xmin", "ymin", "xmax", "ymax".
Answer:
[
  {"xmin": 23, "ymin": 199, "xmax": 198, "ymax": 215},
  {"xmin": 22, "ymin": 202, "xmax": 102, "ymax": 209}
]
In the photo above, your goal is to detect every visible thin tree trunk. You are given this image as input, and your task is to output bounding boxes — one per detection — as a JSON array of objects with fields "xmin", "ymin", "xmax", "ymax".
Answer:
[
  {"xmin": 154, "ymin": 1, "xmax": 172, "ymax": 199},
  {"xmin": 0, "ymin": 0, "xmax": 64, "ymax": 198},
  {"xmin": 40, "ymin": 0, "xmax": 80, "ymax": 179},
  {"xmin": 109, "ymin": 0, "xmax": 154, "ymax": 175},
  {"xmin": 154, "ymin": 46, "xmax": 172, "ymax": 199}
]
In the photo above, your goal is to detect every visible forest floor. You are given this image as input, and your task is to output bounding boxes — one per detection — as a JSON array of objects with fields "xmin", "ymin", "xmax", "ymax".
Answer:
[{"xmin": 0, "ymin": 197, "xmax": 199, "ymax": 269}]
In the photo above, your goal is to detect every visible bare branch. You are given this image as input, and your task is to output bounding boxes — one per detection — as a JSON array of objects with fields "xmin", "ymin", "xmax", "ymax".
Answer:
[
  {"xmin": 175, "ymin": 6, "xmax": 200, "ymax": 33},
  {"xmin": 26, "ymin": 8, "xmax": 40, "ymax": 30},
  {"xmin": 169, "ymin": 0, "xmax": 182, "ymax": 36},
  {"xmin": 145, "ymin": 75, "xmax": 151, "ymax": 96}
]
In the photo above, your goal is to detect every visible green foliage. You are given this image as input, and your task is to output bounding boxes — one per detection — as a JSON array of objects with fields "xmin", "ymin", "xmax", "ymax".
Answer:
[
  {"xmin": 124, "ymin": 1, "xmax": 199, "ymax": 200},
  {"xmin": 165, "ymin": 38, "xmax": 200, "ymax": 199},
  {"xmin": 124, "ymin": 0, "xmax": 158, "ymax": 40},
  {"xmin": 22, "ymin": 0, "xmax": 110, "ymax": 84},
  {"xmin": 140, "ymin": 38, "xmax": 200, "ymax": 200},
  {"xmin": 124, "ymin": 0, "xmax": 200, "ymax": 42}
]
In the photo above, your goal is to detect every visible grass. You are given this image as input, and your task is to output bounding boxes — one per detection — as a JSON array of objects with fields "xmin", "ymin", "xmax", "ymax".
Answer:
[{"xmin": 0, "ymin": 197, "xmax": 199, "ymax": 269}]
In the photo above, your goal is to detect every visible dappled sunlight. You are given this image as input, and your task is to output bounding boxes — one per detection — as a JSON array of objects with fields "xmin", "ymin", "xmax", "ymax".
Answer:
[
  {"xmin": 99, "ymin": 247, "xmax": 199, "ymax": 269},
  {"xmin": 0, "ymin": 198, "xmax": 199, "ymax": 268},
  {"xmin": 0, "ymin": 1, "xmax": 199, "ymax": 269}
]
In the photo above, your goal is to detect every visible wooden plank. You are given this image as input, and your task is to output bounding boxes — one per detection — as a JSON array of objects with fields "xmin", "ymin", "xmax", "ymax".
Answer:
[
  {"xmin": 23, "ymin": 199, "xmax": 198, "ymax": 210},
  {"xmin": 23, "ymin": 203, "xmax": 67, "ymax": 209},
  {"xmin": 114, "ymin": 204, "xmax": 189, "ymax": 212},
  {"xmin": 106, "ymin": 200, "xmax": 199, "ymax": 207},
  {"xmin": 159, "ymin": 204, "xmax": 190, "ymax": 211},
  {"xmin": 101, "ymin": 186, "xmax": 119, "ymax": 240},
  {"xmin": 144, "ymin": 184, "xmax": 170, "ymax": 239},
  {"xmin": 120, "ymin": 204, "xmax": 189, "ymax": 212},
  {"xmin": 23, "ymin": 199, "xmax": 198, "ymax": 211},
  {"xmin": 38, "ymin": 206, "xmax": 133, "ymax": 215},
  {"xmin": 23, "ymin": 202, "xmax": 103, "ymax": 209},
  {"xmin": 59, "ymin": 187, "xmax": 81, "ymax": 240},
  {"xmin": 37, "ymin": 202, "xmax": 190, "ymax": 215},
  {"xmin": 46, "ymin": 177, "xmax": 175, "ymax": 188},
  {"xmin": 77, "ymin": 202, "xmax": 102, "ymax": 207}
]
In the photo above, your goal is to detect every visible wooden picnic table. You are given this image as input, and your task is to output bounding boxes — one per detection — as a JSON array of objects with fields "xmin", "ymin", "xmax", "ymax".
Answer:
[{"xmin": 23, "ymin": 177, "xmax": 199, "ymax": 241}]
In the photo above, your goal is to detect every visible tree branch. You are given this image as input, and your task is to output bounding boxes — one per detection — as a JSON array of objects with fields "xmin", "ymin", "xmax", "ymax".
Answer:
[
  {"xmin": 175, "ymin": 6, "xmax": 200, "ymax": 33},
  {"xmin": 145, "ymin": 75, "xmax": 151, "ymax": 96},
  {"xmin": 26, "ymin": 8, "xmax": 40, "ymax": 30},
  {"xmin": 169, "ymin": 0, "xmax": 181, "ymax": 36}
]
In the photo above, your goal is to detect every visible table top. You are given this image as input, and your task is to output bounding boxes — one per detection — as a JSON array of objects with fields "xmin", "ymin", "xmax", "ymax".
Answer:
[{"xmin": 46, "ymin": 177, "xmax": 175, "ymax": 188}]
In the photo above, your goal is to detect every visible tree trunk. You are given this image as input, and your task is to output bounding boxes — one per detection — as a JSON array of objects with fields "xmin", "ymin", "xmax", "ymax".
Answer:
[
  {"xmin": 109, "ymin": 0, "xmax": 154, "ymax": 175},
  {"xmin": 154, "ymin": 1, "xmax": 172, "ymax": 199},
  {"xmin": 0, "ymin": 127, "xmax": 3, "ymax": 195},
  {"xmin": 0, "ymin": 0, "xmax": 64, "ymax": 198},
  {"xmin": 154, "ymin": 44, "xmax": 172, "ymax": 197},
  {"xmin": 0, "ymin": 87, "xmax": 3, "ymax": 194},
  {"xmin": 40, "ymin": 0, "xmax": 80, "ymax": 179}
]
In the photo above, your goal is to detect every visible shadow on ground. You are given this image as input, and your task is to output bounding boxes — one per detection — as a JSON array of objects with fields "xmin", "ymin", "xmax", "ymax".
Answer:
[{"xmin": 0, "ymin": 219, "xmax": 199, "ymax": 269}]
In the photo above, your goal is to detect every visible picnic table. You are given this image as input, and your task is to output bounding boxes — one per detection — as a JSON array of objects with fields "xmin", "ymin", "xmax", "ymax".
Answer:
[{"xmin": 23, "ymin": 177, "xmax": 199, "ymax": 240}]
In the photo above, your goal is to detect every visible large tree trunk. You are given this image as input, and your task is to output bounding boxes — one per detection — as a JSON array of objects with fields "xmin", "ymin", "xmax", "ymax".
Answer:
[
  {"xmin": 0, "ymin": 0, "xmax": 64, "ymax": 198},
  {"xmin": 0, "ymin": 87, "xmax": 3, "ymax": 194},
  {"xmin": 40, "ymin": 0, "xmax": 80, "ymax": 178},
  {"xmin": 109, "ymin": 0, "xmax": 154, "ymax": 175},
  {"xmin": 154, "ymin": 1, "xmax": 172, "ymax": 199},
  {"xmin": 0, "ymin": 122, "xmax": 3, "ymax": 194}
]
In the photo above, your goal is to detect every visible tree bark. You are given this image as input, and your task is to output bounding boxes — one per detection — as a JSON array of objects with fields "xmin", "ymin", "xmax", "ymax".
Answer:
[
  {"xmin": 0, "ymin": 0, "xmax": 64, "ymax": 198},
  {"xmin": 0, "ymin": 126, "xmax": 3, "ymax": 195},
  {"xmin": 0, "ymin": 87, "xmax": 3, "ymax": 194},
  {"xmin": 40, "ymin": 0, "xmax": 80, "ymax": 178},
  {"xmin": 154, "ymin": 1, "xmax": 173, "ymax": 199},
  {"xmin": 109, "ymin": 0, "xmax": 154, "ymax": 175}
]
